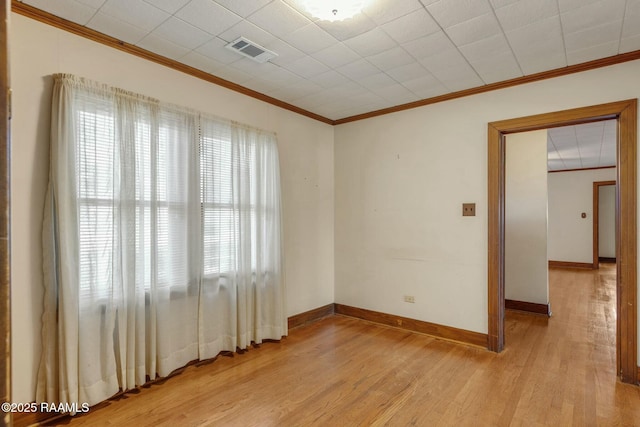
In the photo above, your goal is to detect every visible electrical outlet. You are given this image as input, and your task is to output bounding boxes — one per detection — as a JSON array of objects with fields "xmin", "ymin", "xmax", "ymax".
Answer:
[
  {"xmin": 462, "ymin": 203, "xmax": 476, "ymax": 216},
  {"xmin": 404, "ymin": 295, "xmax": 415, "ymax": 303}
]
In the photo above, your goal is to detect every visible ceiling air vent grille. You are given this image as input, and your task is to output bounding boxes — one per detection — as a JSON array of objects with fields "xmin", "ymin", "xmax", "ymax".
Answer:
[{"xmin": 225, "ymin": 37, "xmax": 278, "ymax": 63}]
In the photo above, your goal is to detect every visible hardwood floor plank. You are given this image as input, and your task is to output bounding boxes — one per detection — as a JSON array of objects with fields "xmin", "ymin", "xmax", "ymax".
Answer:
[{"xmin": 41, "ymin": 265, "xmax": 640, "ymax": 426}]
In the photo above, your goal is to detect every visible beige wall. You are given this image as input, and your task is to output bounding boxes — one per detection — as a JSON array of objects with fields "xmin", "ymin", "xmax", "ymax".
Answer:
[
  {"xmin": 505, "ymin": 131, "xmax": 548, "ymax": 305},
  {"xmin": 599, "ymin": 185, "xmax": 616, "ymax": 259},
  {"xmin": 10, "ymin": 13, "xmax": 335, "ymax": 403},
  {"xmin": 547, "ymin": 168, "xmax": 617, "ymax": 263},
  {"xmin": 334, "ymin": 58, "xmax": 640, "ymax": 352}
]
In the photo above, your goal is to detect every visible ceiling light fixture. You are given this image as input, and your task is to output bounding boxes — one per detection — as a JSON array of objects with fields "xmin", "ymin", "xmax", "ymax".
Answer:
[{"xmin": 300, "ymin": 0, "xmax": 366, "ymax": 21}]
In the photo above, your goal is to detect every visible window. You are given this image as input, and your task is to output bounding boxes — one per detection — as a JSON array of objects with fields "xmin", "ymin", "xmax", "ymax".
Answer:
[
  {"xmin": 73, "ymin": 96, "xmax": 278, "ymax": 300},
  {"xmin": 40, "ymin": 74, "xmax": 286, "ymax": 407}
]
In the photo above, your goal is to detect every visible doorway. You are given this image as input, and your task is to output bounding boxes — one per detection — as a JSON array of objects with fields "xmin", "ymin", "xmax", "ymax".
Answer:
[{"xmin": 487, "ymin": 99, "xmax": 637, "ymax": 384}]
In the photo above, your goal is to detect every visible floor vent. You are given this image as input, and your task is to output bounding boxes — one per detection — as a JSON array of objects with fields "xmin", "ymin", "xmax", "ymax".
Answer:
[{"xmin": 225, "ymin": 37, "xmax": 277, "ymax": 63}]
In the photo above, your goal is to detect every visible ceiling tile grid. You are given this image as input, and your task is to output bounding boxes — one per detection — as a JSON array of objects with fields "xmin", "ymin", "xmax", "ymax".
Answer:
[
  {"xmin": 547, "ymin": 120, "xmax": 617, "ymax": 171},
  {"xmin": 17, "ymin": 0, "xmax": 640, "ymax": 126}
]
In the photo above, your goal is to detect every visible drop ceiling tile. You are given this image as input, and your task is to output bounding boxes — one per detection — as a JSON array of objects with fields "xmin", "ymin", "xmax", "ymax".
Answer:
[
  {"xmin": 213, "ymin": 65, "xmax": 253, "ymax": 84},
  {"xmin": 196, "ymin": 37, "xmax": 243, "ymax": 64},
  {"xmin": 366, "ymin": 46, "xmax": 415, "ymax": 70},
  {"xmin": 313, "ymin": 43, "xmax": 360, "ymax": 68},
  {"xmin": 363, "ymin": 0, "xmax": 424, "ymax": 25},
  {"xmin": 402, "ymin": 31, "xmax": 455, "ymax": 61},
  {"xmin": 214, "ymin": 0, "xmax": 272, "ymax": 18},
  {"xmin": 425, "ymin": 59, "xmax": 484, "ymax": 92},
  {"xmin": 282, "ymin": 79, "xmax": 325, "ymax": 100},
  {"xmin": 495, "ymin": 0, "xmax": 559, "ymax": 32},
  {"xmin": 549, "ymin": 128, "xmax": 577, "ymax": 143},
  {"xmin": 247, "ymin": 0, "xmax": 310, "ymax": 40},
  {"xmin": 517, "ymin": 53, "xmax": 567, "ymax": 74},
  {"xmin": 310, "ymin": 70, "xmax": 351, "ymax": 89},
  {"xmin": 343, "ymin": 28, "xmax": 397, "ymax": 57},
  {"xmin": 87, "ymin": 11, "xmax": 148, "ymax": 44},
  {"xmin": 558, "ymin": 0, "xmax": 610, "ymax": 13},
  {"xmin": 581, "ymin": 158, "xmax": 600, "ymax": 168},
  {"xmin": 24, "ymin": 0, "xmax": 98, "ymax": 25},
  {"xmin": 137, "ymin": 33, "xmax": 190, "ymax": 60},
  {"xmin": 260, "ymin": 67, "xmax": 305, "ymax": 86},
  {"xmin": 314, "ymin": 14, "xmax": 377, "ymax": 42},
  {"xmin": 101, "ymin": 0, "xmax": 169, "ymax": 31},
  {"xmin": 292, "ymin": 87, "xmax": 339, "ymax": 107},
  {"xmin": 381, "ymin": 8, "xmax": 440, "ymax": 44},
  {"xmin": 324, "ymin": 82, "xmax": 369, "ymax": 99},
  {"xmin": 562, "ymin": 159, "xmax": 583, "ymax": 169},
  {"xmin": 348, "ymin": 90, "xmax": 387, "ymax": 106},
  {"xmin": 371, "ymin": 84, "xmax": 420, "ymax": 104},
  {"xmin": 180, "ymin": 51, "xmax": 226, "ymax": 73},
  {"xmin": 386, "ymin": 62, "xmax": 430, "ymax": 83},
  {"xmin": 142, "ymin": 0, "xmax": 190, "ymax": 14},
  {"xmin": 336, "ymin": 59, "xmax": 381, "ymax": 80},
  {"xmin": 445, "ymin": 12, "xmax": 501, "ymax": 47},
  {"xmin": 152, "ymin": 17, "xmax": 213, "ymax": 50},
  {"xmin": 176, "ymin": 0, "xmax": 242, "ymax": 36},
  {"xmin": 426, "ymin": 0, "xmax": 493, "ymax": 28},
  {"xmin": 286, "ymin": 55, "xmax": 331, "ymax": 78},
  {"xmin": 505, "ymin": 15, "xmax": 563, "ymax": 49},
  {"xmin": 217, "ymin": 20, "xmax": 277, "ymax": 45},
  {"xmin": 312, "ymin": 104, "xmax": 344, "ymax": 120},
  {"xmin": 230, "ymin": 57, "xmax": 279, "ymax": 76},
  {"xmin": 262, "ymin": 39, "xmax": 306, "ymax": 65},
  {"xmin": 281, "ymin": 24, "xmax": 339, "ymax": 54},
  {"xmin": 620, "ymin": 34, "xmax": 640, "ymax": 53},
  {"xmin": 564, "ymin": 22, "xmax": 621, "ymax": 52},
  {"xmin": 600, "ymin": 148, "xmax": 617, "ymax": 165},
  {"xmin": 560, "ymin": 0, "xmax": 625, "ymax": 34},
  {"xmin": 358, "ymin": 72, "xmax": 399, "ymax": 90},
  {"xmin": 489, "ymin": 0, "xmax": 520, "ymax": 8},
  {"xmin": 567, "ymin": 41, "xmax": 619, "ymax": 64},
  {"xmin": 622, "ymin": 1, "xmax": 640, "ymax": 38},
  {"xmin": 458, "ymin": 33, "xmax": 511, "ymax": 61},
  {"xmin": 242, "ymin": 77, "xmax": 276, "ymax": 94},
  {"xmin": 547, "ymin": 159, "xmax": 565, "ymax": 171},
  {"xmin": 467, "ymin": 51, "xmax": 522, "ymax": 84},
  {"xmin": 77, "ymin": 0, "xmax": 107, "ymax": 7},
  {"xmin": 401, "ymin": 74, "xmax": 449, "ymax": 98},
  {"xmin": 506, "ymin": 16, "xmax": 567, "ymax": 73},
  {"xmin": 580, "ymin": 145, "xmax": 602, "ymax": 157}
]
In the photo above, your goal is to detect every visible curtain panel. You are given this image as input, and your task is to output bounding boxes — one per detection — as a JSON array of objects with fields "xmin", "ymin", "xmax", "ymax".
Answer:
[{"xmin": 37, "ymin": 74, "xmax": 286, "ymax": 408}]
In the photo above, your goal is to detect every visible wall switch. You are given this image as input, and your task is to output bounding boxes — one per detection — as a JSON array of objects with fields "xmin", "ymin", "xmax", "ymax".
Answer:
[
  {"xmin": 404, "ymin": 295, "xmax": 415, "ymax": 303},
  {"xmin": 463, "ymin": 203, "xmax": 476, "ymax": 216}
]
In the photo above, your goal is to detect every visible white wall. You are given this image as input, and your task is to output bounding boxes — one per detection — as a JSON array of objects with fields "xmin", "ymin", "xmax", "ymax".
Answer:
[
  {"xmin": 547, "ymin": 168, "xmax": 616, "ymax": 263},
  {"xmin": 599, "ymin": 185, "xmax": 616, "ymax": 259},
  {"xmin": 505, "ymin": 131, "xmax": 548, "ymax": 305},
  {"xmin": 334, "ymin": 56, "xmax": 640, "ymax": 356},
  {"xmin": 10, "ymin": 13, "xmax": 334, "ymax": 403}
]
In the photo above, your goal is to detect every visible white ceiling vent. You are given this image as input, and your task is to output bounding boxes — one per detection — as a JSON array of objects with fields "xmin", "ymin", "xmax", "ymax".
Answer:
[{"xmin": 225, "ymin": 37, "xmax": 278, "ymax": 63}]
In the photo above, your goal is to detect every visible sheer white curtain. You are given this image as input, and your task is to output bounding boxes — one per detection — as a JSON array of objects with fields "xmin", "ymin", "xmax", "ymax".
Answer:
[{"xmin": 38, "ymin": 74, "xmax": 286, "ymax": 408}]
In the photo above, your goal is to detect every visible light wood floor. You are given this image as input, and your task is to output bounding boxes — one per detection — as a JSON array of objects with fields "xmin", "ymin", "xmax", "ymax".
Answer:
[{"xmin": 55, "ymin": 264, "xmax": 639, "ymax": 426}]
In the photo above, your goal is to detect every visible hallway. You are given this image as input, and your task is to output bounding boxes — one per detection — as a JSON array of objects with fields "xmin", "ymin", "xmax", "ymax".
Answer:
[{"xmin": 501, "ymin": 264, "xmax": 624, "ymax": 425}]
